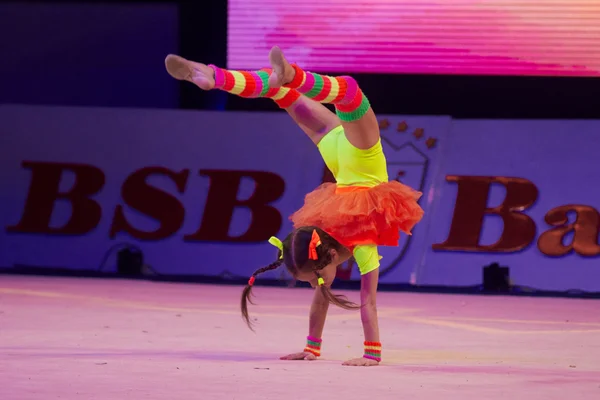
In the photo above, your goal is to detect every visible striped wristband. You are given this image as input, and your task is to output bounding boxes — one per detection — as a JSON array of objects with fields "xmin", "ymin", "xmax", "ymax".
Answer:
[
  {"xmin": 363, "ymin": 341, "xmax": 382, "ymax": 362},
  {"xmin": 304, "ymin": 336, "xmax": 322, "ymax": 357}
]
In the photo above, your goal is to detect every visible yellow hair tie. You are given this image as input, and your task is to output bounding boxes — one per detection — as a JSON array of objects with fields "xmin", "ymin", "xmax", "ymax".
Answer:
[
  {"xmin": 268, "ymin": 236, "xmax": 284, "ymax": 259},
  {"xmin": 317, "ymin": 277, "xmax": 325, "ymax": 286}
]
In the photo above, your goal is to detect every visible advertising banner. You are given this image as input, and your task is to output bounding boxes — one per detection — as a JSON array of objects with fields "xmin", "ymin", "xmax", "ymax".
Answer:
[
  {"xmin": 0, "ymin": 105, "xmax": 449, "ymax": 284},
  {"xmin": 2, "ymin": 105, "xmax": 598, "ymax": 292}
]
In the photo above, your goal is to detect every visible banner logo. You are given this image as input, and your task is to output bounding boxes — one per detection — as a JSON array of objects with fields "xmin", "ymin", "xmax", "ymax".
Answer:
[
  {"xmin": 6, "ymin": 162, "xmax": 285, "ymax": 243},
  {"xmin": 433, "ymin": 175, "xmax": 600, "ymax": 257}
]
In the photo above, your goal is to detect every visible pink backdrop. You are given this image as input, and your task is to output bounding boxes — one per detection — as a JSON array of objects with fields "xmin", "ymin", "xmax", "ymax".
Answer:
[{"xmin": 227, "ymin": 0, "xmax": 600, "ymax": 76}]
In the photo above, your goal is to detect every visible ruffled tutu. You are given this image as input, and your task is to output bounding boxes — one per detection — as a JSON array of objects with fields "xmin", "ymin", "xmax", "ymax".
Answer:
[{"xmin": 289, "ymin": 181, "xmax": 424, "ymax": 248}]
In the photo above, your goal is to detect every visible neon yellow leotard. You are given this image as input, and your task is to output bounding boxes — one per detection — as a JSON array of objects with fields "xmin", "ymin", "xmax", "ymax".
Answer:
[{"xmin": 317, "ymin": 125, "xmax": 388, "ymax": 275}]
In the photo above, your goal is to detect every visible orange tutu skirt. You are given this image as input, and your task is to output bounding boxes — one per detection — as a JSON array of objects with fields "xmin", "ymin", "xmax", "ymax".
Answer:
[{"xmin": 289, "ymin": 181, "xmax": 425, "ymax": 248}]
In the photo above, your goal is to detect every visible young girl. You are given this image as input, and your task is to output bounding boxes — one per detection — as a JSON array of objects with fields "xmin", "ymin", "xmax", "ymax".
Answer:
[{"xmin": 165, "ymin": 47, "xmax": 424, "ymax": 366}]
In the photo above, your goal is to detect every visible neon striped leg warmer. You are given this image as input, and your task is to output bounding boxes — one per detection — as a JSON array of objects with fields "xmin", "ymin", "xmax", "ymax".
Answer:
[
  {"xmin": 363, "ymin": 341, "xmax": 382, "ymax": 362},
  {"xmin": 208, "ymin": 65, "xmax": 301, "ymax": 109},
  {"xmin": 304, "ymin": 336, "xmax": 322, "ymax": 357},
  {"xmin": 283, "ymin": 64, "xmax": 371, "ymax": 122}
]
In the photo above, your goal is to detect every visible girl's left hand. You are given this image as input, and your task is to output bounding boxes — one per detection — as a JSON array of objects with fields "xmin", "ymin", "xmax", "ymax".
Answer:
[{"xmin": 342, "ymin": 357, "xmax": 379, "ymax": 366}]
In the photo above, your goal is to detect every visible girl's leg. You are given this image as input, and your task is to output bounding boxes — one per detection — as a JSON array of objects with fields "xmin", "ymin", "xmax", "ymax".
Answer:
[
  {"xmin": 165, "ymin": 54, "xmax": 340, "ymax": 145},
  {"xmin": 284, "ymin": 96, "xmax": 341, "ymax": 145},
  {"xmin": 267, "ymin": 47, "xmax": 379, "ymax": 150},
  {"xmin": 165, "ymin": 54, "xmax": 298, "ymax": 108}
]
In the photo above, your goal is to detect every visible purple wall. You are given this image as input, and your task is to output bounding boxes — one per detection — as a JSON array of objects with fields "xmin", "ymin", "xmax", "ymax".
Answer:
[
  {"xmin": 1, "ymin": 105, "xmax": 599, "ymax": 293},
  {"xmin": 0, "ymin": 2, "xmax": 179, "ymax": 108}
]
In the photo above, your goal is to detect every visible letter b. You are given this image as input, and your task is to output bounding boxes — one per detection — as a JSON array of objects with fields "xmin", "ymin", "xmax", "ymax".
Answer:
[
  {"xmin": 432, "ymin": 176, "xmax": 538, "ymax": 253},
  {"xmin": 6, "ymin": 161, "xmax": 105, "ymax": 235}
]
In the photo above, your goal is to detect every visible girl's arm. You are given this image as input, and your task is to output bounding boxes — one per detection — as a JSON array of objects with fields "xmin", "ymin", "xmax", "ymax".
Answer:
[
  {"xmin": 308, "ymin": 284, "xmax": 330, "ymax": 339},
  {"xmin": 359, "ymin": 267, "xmax": 380, "ymax": 343},
  {"xmin": 343, "ymin": 245, "xmax": 381, "ymax": 366},
  {"xmin": 342, "ymin": 268, "xmax": 380, "ymax": 366},
  {"xmin": 280, "ymin": 286, "xmax": 329, "ymax": 361}
]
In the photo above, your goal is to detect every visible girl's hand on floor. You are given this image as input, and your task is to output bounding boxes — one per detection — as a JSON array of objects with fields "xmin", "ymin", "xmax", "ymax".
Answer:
[
  {"xmin": 342, "ymin": 357, "xmax": 379, "ymax": 367},
  {"xmin": 280, "ymin": 352, "xmax": 317, "ymax": 361}
]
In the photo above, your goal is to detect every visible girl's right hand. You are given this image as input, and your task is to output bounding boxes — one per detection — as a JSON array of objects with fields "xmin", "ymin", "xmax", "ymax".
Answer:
[{"xmin": 280, "ymin": 352, "xmax": 317, "ymax": 361}]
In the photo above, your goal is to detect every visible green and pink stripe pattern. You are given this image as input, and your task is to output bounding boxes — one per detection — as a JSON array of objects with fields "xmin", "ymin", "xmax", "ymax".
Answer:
[{"xmin": 284, "ymin": 64, "xmax": 371, "ymax": 122}]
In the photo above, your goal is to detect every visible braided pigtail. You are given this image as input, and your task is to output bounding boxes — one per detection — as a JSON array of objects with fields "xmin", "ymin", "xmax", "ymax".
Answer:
[
  {"xmin": 241, "ymin": 259, "xmax": 284, "ymax": 330},
  {"xmin": 315, "ymin": 268, "xmax": 360, "ymax": 310}
]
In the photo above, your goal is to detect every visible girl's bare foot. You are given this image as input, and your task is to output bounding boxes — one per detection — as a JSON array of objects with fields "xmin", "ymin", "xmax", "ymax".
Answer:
[
  {"xmin": 164, "ymin": 54, "xmax": 215, "ymax": 90},
  {"xmin": 268, "ymin": 46, "xmax": 297, "ymax": 88}
]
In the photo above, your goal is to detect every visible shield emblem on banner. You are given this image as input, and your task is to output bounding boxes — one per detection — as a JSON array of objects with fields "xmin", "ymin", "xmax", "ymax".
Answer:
[{"xmin": 333, "ymin": 122, "xmax": 432, "ymax": 280}]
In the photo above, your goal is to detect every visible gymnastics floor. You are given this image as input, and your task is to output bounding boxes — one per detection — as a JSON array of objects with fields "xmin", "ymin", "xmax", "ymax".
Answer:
[{"xmin": 1, "ymin": 275, "xmax": 599, "ymax": 400}]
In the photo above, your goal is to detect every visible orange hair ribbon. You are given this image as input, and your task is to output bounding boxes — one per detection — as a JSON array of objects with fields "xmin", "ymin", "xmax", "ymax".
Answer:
[{"xmin": 308, "ymin": 230, "xmax": 322, "ymax": 260}]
